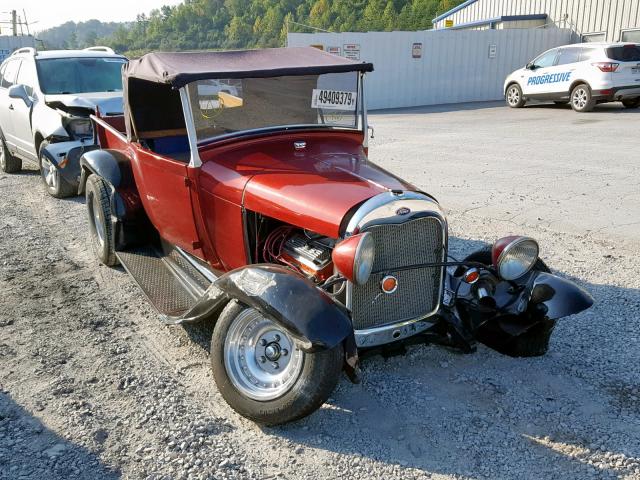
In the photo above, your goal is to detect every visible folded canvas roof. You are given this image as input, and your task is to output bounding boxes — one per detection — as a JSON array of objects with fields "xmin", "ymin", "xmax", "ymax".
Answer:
[{"xmin": 124, "ymin": 47, "xmax": 374, "ymax": 88}]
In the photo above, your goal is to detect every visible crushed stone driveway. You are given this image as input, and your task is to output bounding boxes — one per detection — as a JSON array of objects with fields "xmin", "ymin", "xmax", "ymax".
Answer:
[{"xmin": 1, "ymin": 101, "xmax": 640, "ymax": 480}]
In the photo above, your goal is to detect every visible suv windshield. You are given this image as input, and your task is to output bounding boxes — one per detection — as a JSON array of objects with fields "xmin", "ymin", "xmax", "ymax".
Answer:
[
  {"xmin": 186, "ymin": 72, "xmax": 360, "ymax": 143},
  {"xmin": 36, "ymin": 57, "xmax": 126, "ymax": 94}
]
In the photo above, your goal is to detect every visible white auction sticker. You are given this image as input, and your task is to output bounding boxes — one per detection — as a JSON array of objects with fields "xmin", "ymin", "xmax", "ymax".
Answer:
[{"xmin": 311, "ymin": 89, "xmax": 357, "ymax": 111}]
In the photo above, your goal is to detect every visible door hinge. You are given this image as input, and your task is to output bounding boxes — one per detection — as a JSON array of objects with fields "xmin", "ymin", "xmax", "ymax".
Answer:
[{"xmin": 184, "ymin": 177, "xmax": 193, "ymax": 188}]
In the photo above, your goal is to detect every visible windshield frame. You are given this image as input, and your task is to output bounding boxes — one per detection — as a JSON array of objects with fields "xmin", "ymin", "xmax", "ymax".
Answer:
[
  {"xmin": 180, "ymin": 72, "xmax": 367, "ymax": 168},
  {"xmin": 35, "ymin": 56, "xmax": 127, "ymax": 95}
]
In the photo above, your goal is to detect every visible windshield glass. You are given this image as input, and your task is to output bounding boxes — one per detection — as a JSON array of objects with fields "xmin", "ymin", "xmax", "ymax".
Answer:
[
  {"xmin": 186, "ymin": 72, "xmax": 360, "ymax": 143},
  {"xmin": 36, "ymin": 57, "xmax": 126, "ymax": 94}
]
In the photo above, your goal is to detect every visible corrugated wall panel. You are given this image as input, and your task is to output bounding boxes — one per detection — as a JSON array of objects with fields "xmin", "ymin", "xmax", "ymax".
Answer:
[
  {"xmin": 434, "ymin": 0, "xmax": 640, "ymax": 40},
  {"xmin": 288, "ymin": 28, "xmax": 572, "ymax": 110}
]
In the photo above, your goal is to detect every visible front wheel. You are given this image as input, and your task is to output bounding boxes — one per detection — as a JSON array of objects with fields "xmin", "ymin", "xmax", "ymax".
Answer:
[
  {"xmin": 622, "ymin": 97, "xmax": 640, "ymax": 109},
  {"xmin": 211, "ymin": 301, "xmax": 343, "ymax": 425},
  {"xmin": 571, "ymin": 84, "xmax": 595, "ymax": 112},
  {"xmin": 458, "ymin": 248, "xmax": 555, "ymax": 357},
  {"xmin": 39, "ymin": 141, "xmax": 76, "ymax": 198},
  {"xmin": 505, "ymin": 84, "xmax": 526, "ymax": 108}
]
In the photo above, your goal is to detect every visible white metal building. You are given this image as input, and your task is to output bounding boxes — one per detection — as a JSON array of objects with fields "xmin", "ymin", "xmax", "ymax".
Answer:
[
  {"xmin": 288, "ymin": 28, "xmax": 572, "ymax": 109},
  {"xmin": 432, "ymin": 0, "xmax": 640, "ymax": 43}
]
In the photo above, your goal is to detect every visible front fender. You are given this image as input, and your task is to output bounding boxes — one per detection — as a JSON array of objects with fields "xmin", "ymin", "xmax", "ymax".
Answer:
[
  {"xmin": 214, "ymin": 265, "xmax": 353, "ymax": 352},
  {"xmin": 41, "ymin": 141, "xmax": 97, "ymax": 185},
  {"xmin": 528, "ymin": 272, "xmax": 594, "ymax": 320},
  {"xmin": 78, "ymin": 148, "xmax": 128, "ymax": 193}
]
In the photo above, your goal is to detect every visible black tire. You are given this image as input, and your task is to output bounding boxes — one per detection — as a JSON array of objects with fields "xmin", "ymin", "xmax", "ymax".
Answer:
[
  {"xmin": 38, "ymin": 141, "xmax": 76, "ymax": 198},
  {"xmin": 570, "ymin": 83, "xmax": 596, "ymax": 112},
  {"xmin": 211, "ymin": 301, "xmax": 343, "ymax": 425},
  {"xmin": 0, "ymin": 136, "xmax": 22, "ymax": 173},
  {"xmin": 86, "ymin": 174, "xmax": 117, "ymax": 266},
  {"xmin": 505, "ymin": 84, "xmax": 526, "ymax": 108},
  {"xmin": 457, "ymin": 248, "xmax": 555, "ymax": 357},
  {"xmin": 622, "ymin": 97, "xmax": 640, "ymax": 109}
]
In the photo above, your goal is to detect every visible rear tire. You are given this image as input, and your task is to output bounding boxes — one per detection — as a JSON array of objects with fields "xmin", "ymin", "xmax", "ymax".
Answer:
[
  {"xmin": 0, "ymin": 136, "xmax": 22, "ymax": 173},
  {"xmin": 570, "ymin": 84, "xmax": 596, "ymax": 112},
  {"xmin": 38, "ymin": 141, "xmax": 76, "ymax": 198},
  {"xmin": 505, "ymin": 84, "xmax": 526, "ymax": 108},
  {"xmin": 211, "ymin": 301, "xmax": 343, "ymax": 425},
  {"xmin": 622, "ymin": 98, "xmax": 640, "ymax": 109},
  {"xmin": 86, "ymin": 174, "xmax": 117, "ymax": 266},
  {"xmin": 457, "ymin": 248, "xmax": 555, "ymax": 357}
]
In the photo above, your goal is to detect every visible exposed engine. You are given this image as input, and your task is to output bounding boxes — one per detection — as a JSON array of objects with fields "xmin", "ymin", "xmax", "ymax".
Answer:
[{"xmin": 259, "ymin": 224, "xmax": 335, "ymax": 284}]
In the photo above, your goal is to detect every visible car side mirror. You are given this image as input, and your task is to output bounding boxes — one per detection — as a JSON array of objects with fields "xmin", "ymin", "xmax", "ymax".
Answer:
[
  {"xmin": 368, "ymin": 125, "xmax": 375, "ymax": 139},
  {"xmin": 8, "ymin": 84, "xmax": 33, "ymax": 107},
  {"xmin": 525, "ymin": 62, "xmax": 536, "ymax": 70}
]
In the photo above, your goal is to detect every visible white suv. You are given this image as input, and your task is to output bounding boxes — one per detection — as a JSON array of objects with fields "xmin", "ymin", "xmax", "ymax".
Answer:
[
  {"xmin": 0, "ymin": 47, "xmax": 126, "ymax": 197},
  {"xmin": 504, "ymin": 42, "xmax": 640, "ymax": 112}
]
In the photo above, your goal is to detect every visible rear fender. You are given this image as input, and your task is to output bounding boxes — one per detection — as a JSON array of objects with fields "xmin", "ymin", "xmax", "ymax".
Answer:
[
  {"xmin": 79, "ymin": 149, "xmax": 147, "ymax": 248},
  {"xmin": 213, "ymin": 264, "xmax": 353, "ymax": 353}
]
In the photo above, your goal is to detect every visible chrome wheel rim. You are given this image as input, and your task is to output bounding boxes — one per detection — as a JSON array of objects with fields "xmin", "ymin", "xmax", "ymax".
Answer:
[
  {"xmin": 224, "ymin": 308, "xmax": 304, "ymax": 401},
  {"xmin": 91, "ymin": 193, "xmax": 105, "ymax": 247},
  {"xmin": 507, "ymin": 87, "xmax": 520, "ymax": 106},
  {"xmin": 40, "ymin": 156, "xmax": 58, "ymax": 191},
  {"xmin": 0, "ymin": 145, "xmax": 5, "ymax": 169},
  {"xmin": 573, "ymin": 88, "xmax": 588, "ymax": 109}
]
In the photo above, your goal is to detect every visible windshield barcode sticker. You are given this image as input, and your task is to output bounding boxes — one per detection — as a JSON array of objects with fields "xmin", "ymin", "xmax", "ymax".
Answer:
[{"xmin": 312, "ymin": 89, "xmax": 357, "ymax": 111}]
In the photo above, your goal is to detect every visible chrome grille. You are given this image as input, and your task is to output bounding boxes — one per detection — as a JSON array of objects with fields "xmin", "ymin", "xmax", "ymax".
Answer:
[{"xmin": 351, "ymin": 216, "xmax": 444, "ymax": 331}]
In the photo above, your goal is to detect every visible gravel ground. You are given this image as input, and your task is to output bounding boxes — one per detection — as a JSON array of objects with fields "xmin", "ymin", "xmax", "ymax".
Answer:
[{"xmin": 1, "ymin": 102, "xmax": 639, "ymax": 479}]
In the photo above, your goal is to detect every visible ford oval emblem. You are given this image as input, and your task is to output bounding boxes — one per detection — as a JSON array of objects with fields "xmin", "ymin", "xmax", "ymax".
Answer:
[{"xmin": 396, "ymin": 207, "xmax": 411, "ymax": 216}]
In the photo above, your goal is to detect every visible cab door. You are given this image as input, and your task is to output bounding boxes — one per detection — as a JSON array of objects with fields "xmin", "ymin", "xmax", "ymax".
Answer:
[
  {"xmin": 521, "ymin": 48, "xmax": 560, "ymax": 97},
  {"xmin": 131, "ymin": 145, "xmax": 202, "ymax": 256}
]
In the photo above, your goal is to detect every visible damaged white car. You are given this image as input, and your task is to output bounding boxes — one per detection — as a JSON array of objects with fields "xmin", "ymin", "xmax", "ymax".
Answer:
[{"xmin": 0, "ymin": 47, "xmax": 126, "ymax": 197}]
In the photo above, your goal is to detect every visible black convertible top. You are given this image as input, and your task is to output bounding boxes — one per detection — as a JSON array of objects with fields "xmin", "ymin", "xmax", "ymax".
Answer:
[{"xmin": 124, "ymin": 47, "xmax": 374, "ymax": 88}]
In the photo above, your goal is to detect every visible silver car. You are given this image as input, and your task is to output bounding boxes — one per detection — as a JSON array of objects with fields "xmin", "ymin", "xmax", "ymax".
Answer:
[{"xmin": 0, "ymin": 47, "xmax": 126, "ymax": 197}]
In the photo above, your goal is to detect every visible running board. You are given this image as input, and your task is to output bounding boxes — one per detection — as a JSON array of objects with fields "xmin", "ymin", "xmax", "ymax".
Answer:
[{"xmin": 115, "ymin": 244, "xmax": 223, "ymax": 323}]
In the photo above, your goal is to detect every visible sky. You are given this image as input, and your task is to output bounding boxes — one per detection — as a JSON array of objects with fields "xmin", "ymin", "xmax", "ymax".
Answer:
[{"xmin": 2, "ymin": 0, "xmax": 185, "ymax": 33}]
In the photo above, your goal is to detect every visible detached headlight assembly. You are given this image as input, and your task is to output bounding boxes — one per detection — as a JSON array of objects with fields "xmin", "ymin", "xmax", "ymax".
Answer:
[
  {"xmin": 332, "ymin": 232, "xmax": 375, "ymax": 285},
  {"xmin": 492, "ymin": 236, "xmax": 539, "ymax": 281},
  {"xmin": 66, "ymin": 118, "xmax": 93, "ymax": 139}
]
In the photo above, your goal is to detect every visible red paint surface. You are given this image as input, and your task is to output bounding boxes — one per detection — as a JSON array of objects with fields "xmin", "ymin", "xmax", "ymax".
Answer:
[
  {"xmin": 198, "ymin": 131, "xmax": 416, "ymax": 240},
  {"xmin": 129, "ymin": 145, "xmax": 200, "ymax": 255}
]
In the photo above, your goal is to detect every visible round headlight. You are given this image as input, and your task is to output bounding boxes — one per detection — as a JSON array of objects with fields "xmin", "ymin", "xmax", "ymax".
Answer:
[
  {"xmin": 332, "ymin": 232, "xmax": 375, "ymax": 285},
  {"xmin": 492, "ymin": 236, "xmax": 539, "ymax": 280}
]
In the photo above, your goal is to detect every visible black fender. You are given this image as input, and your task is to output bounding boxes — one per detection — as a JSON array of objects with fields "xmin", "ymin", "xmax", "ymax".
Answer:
[
  {"xmin": 213, "ymin": 264, "xmax": 353, "ymax": 353},
  {"xmin": 78, "ymin": 148, "xmax": 128, "ymax": 194},
  {"xmin": 527, "ymin": 272, "xmax": 593, "ymax": 320},
  {"xmin": 79, "ymin": 149, "xmax": 149, "ymax": 248}
]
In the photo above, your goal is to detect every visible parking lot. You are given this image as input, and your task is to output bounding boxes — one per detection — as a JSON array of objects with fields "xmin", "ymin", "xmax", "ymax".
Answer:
[{"xmin": 1, "ymin": 102, "xmax": 639, "ymax": 480}]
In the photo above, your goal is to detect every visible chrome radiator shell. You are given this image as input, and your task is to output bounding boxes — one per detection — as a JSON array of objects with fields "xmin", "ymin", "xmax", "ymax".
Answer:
[{"xmin": 343, "ymin": 192, "xmax": 447, "ymax": 347}]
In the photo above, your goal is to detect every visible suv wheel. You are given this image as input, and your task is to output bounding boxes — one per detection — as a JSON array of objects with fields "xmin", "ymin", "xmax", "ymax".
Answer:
[
  {"xmin": 622, "ymin": 98, "xmax": 640, "ymax": 109},
  {"xmin": 570, "ymin": 84, "xmax": 595, "ymax": 112},
  {"xmin": 86, "ymin": 173, "xmax": 117, "ymax": 266},
  {"xmin": 211, "ymin": 301, "xmax": 343, "ymax": 425},
  {"xmin": 505, "ymin": 84, "xmax": 526, "ymax": 108},
  {"xmin": 0, "ymin": 137, "xmax": 22, "ymax": 173},
  {"xmin": 38, "ymin": 141, "xmax": 76, "ymax": 198}
]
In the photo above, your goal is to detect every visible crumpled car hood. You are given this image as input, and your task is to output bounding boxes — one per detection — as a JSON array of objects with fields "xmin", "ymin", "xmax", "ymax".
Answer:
[{"xmin": 44, "ymin": 91, "xmax": 123, "ymax": 115}]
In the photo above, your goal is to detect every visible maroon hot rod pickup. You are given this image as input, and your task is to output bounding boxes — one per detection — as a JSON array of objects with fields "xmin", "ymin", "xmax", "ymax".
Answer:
[{"xmin": 80, "ymin": 47, "xmax": 593, "ymax": 425}]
